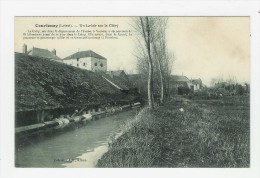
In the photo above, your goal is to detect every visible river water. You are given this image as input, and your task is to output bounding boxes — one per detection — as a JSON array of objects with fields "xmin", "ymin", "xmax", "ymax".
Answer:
[{"xmin": 15, "ymin": 109, "xmax": 140, "ymax": 168}]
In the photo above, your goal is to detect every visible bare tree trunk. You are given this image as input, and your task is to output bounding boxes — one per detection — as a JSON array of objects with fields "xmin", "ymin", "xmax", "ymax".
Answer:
[
  {"xmin": 140, "ymin": 17, "xmax": 154, "ymax": 109},
  {"xmin": 148, "ymin": 61, "xmax": 154, "ymax": 108},
  {"xmin": 151, "ymin": 18, "xmax": 168, "ymax": 106},
  {"xmin": 152, "ymin": 43, "xmax": 164, "ymax": 105},
  {"xmin": 158, "ymin": 60, "xmax": 164, "ymax": 105}
]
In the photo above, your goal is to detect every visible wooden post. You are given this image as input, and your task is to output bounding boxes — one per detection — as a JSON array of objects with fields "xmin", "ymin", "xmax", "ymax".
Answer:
[
  {"xmin": 37, "ymin": 111, "xmax": 40, "ymax": 123},
  {"xmin": 40, "ymin": 110, "xmax": 45, "ymax": 122}
]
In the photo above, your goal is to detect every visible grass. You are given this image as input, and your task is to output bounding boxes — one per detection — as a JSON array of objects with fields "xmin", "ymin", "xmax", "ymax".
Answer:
[{"xmin": 96, "ymin": 96, "xmax": 250, "ymax": 167}]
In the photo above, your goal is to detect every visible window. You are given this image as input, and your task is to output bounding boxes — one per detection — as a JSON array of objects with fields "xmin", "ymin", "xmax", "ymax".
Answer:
[
  {"xmin": 100, "ymin": 63, "xmax": 103, "ymax": 67},
  {"xmin": 94, "ymin": 63, "xmax": 97, "ymax": 66},
  {"xmin": 77, "ymin": 63, "xmax": 79, "ymax": 67},
  {"xmin": 77, "ymin": 58, "xmax": 79, "ymax": 62},
  {"xmin": 83, "ymin": 63, "xmax": 86, "ymax": 66}
]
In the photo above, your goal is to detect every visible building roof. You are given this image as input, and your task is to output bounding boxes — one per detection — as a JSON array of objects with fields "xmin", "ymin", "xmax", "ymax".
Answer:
[
  {"xmin": 106, "ymin": 70, "xmax": 124, "ymax": 77},
  {"xmin": 170, "ymin": 75, "xmax": 190, "ymax": 82},
  {"xmin": 27, "ymin": 47, "xmax": 61, "ymax": 60},
  {"xmin": 128, "ymin": 74, "xmax": 142, "ymax": 79},
  {"xmin": 103, "ymin": 70, "xmax": 132, "ymax": 90},
  {"xmin": 63, "ymin": 50, "xmax": 106, "ymax": 60},
  {"xmin": 192, "ymin": 79, "xmax": 202, "ymax": 85},
  {"xmin": 103, "ymin": 75, "xmax": 130, "ymax": 91}
]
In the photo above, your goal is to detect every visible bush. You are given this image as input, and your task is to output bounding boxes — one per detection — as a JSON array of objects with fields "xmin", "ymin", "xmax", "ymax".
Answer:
[{"xmin": 178, "ymin": 87, "xmax": 190, "ymax": 95}]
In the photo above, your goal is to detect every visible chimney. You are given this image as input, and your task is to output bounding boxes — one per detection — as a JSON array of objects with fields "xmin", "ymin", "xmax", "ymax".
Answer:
[
  {"xmin": 23, "ymin": 43, "xmax": 27, "ymax": 54},
  {"xmin": 51, "ymin": 49, "xmax": 56, "ymax": 55}
]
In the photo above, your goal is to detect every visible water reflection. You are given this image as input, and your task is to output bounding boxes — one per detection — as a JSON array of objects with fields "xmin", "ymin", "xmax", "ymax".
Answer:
[
  {"xmin": 62, "ymin": 145, "xmax": 108, "ymax": 168},
  {"xmin": 15, "ymin": 109, "xmax": 139, "ymax": 168}
]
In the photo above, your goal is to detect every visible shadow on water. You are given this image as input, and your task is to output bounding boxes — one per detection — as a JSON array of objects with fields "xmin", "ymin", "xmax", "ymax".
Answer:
[{"xmin": 15, "ymin": 109, "xmax": 140, "ymax": 168}]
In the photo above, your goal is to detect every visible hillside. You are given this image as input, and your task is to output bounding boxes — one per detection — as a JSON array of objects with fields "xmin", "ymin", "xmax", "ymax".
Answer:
[{"xmin": 15, "ymin": 53, "xmax": 137, "ymax": 112}]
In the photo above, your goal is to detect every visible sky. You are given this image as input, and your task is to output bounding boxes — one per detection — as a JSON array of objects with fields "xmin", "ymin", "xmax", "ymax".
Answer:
[{"xmin": 15, "ymin": 17, "xmax": 250, "ymax": 86}]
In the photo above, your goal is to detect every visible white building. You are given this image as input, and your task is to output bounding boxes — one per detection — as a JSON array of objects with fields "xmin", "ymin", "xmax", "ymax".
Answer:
[
  {"xmin": 191, "ymin": 79, "xmax": 203, "ymax": 91},
  {"xmin": 62, "ymin": 50, "xmax": 107, "ymax": 72}
]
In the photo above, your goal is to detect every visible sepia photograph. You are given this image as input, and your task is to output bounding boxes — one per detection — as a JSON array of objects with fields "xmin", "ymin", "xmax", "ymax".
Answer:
[{"xmin": 14, "ymin": 16, "xmax": 250, "ymax": 168}]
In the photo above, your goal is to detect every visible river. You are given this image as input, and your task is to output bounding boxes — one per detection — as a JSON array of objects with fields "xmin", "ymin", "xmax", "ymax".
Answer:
[{"xmin": 15, "ymin": 108, "xmax": 140, "ymax": 168}]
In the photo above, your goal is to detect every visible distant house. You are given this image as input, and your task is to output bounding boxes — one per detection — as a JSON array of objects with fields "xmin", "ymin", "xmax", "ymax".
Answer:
[
  {"xmin": 22, "ymin": 44, "xmax": 61, "ymax": 61},
  {"xmin": 103, "ymin": 70, "xmax": 132, "ymax": 92},
  {"xmin": 191, "ymin": 79, "xmax": 203, "ymax": 91},
  {"xmin": 128, "ymin": 74, "xmax": 196, "ymax": 95},
  {"xmin": 214, "ymin": 81, "xmax": 228, "ymax": 88},
  {"xmin": 169, "ymin": 75, "xmax": 194, "ymax": 95},
  {"xmin": 63, "ymin": 50, "xmax": 107, "ymax": 72},
  {"xmin": 170, "ymin": 75, "xmax": 193, "ymax": 87},
  {"xmin": 106, "ymin": 70, "xmax": 130, "ymax": 85}
]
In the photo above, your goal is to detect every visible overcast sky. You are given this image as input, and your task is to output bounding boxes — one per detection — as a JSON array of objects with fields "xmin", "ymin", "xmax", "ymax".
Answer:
[{"xmin": 15, "ymin": 17, "xmax": 250, "ymax": 86}]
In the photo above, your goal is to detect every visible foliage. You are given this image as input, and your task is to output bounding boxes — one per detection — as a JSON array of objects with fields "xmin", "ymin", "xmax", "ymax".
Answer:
[{"xmin": 177, "ymin": 86, "xmax": 190, "ymax": 95}]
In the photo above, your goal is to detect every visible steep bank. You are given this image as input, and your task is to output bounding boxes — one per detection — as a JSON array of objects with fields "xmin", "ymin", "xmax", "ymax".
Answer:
[
  {"xmin": 97, "ymin": 96, "xmax": 250, "ymax": 167},
  {"xmin": 15, "ymin": 52, "xmax": 139, "ymax": 112}
]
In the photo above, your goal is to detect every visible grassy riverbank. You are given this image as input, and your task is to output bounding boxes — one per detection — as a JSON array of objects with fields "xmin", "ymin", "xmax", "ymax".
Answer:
[{"xmin": 97, "ymin": 96, "xmax": 250, "ymax": 167}]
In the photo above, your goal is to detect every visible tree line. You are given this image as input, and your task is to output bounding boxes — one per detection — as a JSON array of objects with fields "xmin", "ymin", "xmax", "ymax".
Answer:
[{"xmin": 131, "ymin": 17, "xmax": 174, "ymax": 109}]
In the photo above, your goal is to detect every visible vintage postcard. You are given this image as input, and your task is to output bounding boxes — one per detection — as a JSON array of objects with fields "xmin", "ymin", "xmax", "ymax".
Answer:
[{"xmin": 14, "ymin": 16, "xmax": 250, "ymax": 168}]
